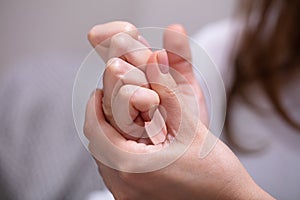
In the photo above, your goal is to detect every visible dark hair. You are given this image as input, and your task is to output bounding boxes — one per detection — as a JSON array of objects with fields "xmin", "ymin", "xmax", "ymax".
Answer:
[{"xmin": 224, "ymin": 0, "xmax": 300, "ymax": 152}]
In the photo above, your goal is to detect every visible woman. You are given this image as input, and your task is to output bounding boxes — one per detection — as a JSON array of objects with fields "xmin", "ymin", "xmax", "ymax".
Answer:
[{"xmin": 84, "ymin": 0, "xmax": 300, "ymax": 199}]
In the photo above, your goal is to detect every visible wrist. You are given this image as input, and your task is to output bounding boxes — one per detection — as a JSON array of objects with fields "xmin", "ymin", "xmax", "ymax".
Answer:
[{"xmin": 220, "ymin": 172, "xmax": 275, "ymax": 200}]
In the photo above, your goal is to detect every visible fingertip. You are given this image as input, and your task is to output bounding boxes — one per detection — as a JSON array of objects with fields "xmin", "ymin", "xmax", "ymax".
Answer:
[
  {"xmin": 166, "ymin": 24, "xmax": 188, "ymax": 35},
  {"xmin": 131, "ymin": 87, "xmax": 160, "ymax": 113},
  {"xmin": 105, "ymin": 57, "xmax": 131, "ymax": 77},
  {"xmin": 87, "ymin": 25, "xmax": 99, "ymax": 47},
  {"xmin": 163, "ymin": 24, "xmax": 192, "ymax": 67},
  {"xmin": 87, "ymin": 21, "xmax": 138, "ymax": 47},
  {"xmin": 148, "ymin": 51, "xmax": 159, "ymax": 63}
]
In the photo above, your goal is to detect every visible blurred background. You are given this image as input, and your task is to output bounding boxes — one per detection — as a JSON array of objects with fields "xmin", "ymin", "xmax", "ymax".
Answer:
[
  {"xmin": 0, "ymin": 0, "xmax": 237, "ymax": 199},
  {"xmin": 0, "ymin": 0, "xmax": 236, "ymax": 75}
]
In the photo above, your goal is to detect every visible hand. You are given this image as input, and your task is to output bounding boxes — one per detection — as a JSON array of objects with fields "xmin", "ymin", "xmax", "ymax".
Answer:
[
  {"xmin": 85, "ymin": 22, "xmax": 271, "ymax": 199},
  {"xmin": 88, "ymin": 22, "xmax": 208, "ymax": 134},
  {"xmin": 84, "ymin": 52, "xmax": 274, "ymax": 199}
]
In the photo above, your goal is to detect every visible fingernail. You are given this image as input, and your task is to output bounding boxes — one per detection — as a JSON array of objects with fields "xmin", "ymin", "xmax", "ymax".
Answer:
[
  {"xmin": 157, "ymin": 49, "xmax": 169, "ymax": 74},
  {"xmin": 150, "ymin": 131, "xmax": 166, "ymax": 145}
]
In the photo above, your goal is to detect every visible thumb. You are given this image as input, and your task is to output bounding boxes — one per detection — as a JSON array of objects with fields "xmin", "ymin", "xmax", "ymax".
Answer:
[{"xmin": 146, "ymin": 50, "xmax": 182, "ymax": 137}]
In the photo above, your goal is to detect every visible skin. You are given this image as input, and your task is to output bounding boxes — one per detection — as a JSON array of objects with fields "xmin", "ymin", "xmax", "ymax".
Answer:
[{"xmin": 84, "ymin": 21, "xmax": 275, "ymax": 200}]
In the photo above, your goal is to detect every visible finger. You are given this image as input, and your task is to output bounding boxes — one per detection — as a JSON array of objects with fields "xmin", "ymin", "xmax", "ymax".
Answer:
[
  {"xmin": 88, "ymin": 21, "xmax": 139, "ymax": 48},
  {"xmin": 113, "ymin": 85, "xmax": 167, "ymax": 144},
  {"xmin": 163, "ymin": 24, "xmax": 194, "ymax": 79},
  {"xmin": 164, "ymin": 24, "xmax": 208, "ymax": 125},
  {"xmin": 102, "ymin": 58, "xmax": 149, "ymax": 121},
  {"xmin": 103, "ymin": 58, "xmax": 165, "ymax": 144},
  {"xmin": 145, "ymin": 109, "xmax": 167, "ymax": 145},
  {"xmin": 88, "ymin": 21, "xmax": 152, "ymax": 68},
  {"xmin": 84, "ymin": 89, "xmax": 126, "ymax": 145},
  {"xmin": 106, "ymin": 32, "xmax": 152, "ymax": 69},
  {"xmin": 112, "ymin": 85, "xmax": 159, "ymax": 137},
  {"xmin": 84, "ymin": 89, "xmax": 162, "ymax": 159},
  {"xmin": 146, "ymin": 50, "xmax": 182, "ymax": 136}
]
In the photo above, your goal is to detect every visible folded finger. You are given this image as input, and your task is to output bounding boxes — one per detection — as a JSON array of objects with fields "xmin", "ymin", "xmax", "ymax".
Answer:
[
  {"xmin": 112, "ymin": 85, "xmax": 166, "ymax": 144},
  {"xmin": 102, "ymin": 58, "xmax": 149, "ymax": 121},
  {"xmin": 146, "ymin": 50, "xmax": 182, "ymax": 136}
]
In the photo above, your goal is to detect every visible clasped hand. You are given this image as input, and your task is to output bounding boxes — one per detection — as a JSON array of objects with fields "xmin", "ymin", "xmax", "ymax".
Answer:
[{"xmin": 83, "ymin": 21, "xmax": 273, "ymax": 200}]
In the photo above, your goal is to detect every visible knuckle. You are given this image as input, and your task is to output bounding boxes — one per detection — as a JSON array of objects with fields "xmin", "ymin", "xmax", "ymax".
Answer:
[
  {"xmin": 110, "ymin": 32, "xmax": 130, "ymax": 49},
  {"xmin": 121, "ymin": 21, "xmax": 137, "ymax": 32},
  {"xmin": 115, "ymin": 21, "xmax": 138, "ymax": 39},
  {"xmin": 119, "ymin": 85, "xmax": 135, "ymax": 99},
  {"xmin": 105, "ymin": 58, "xmax": 123, "ymax": 76}
]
